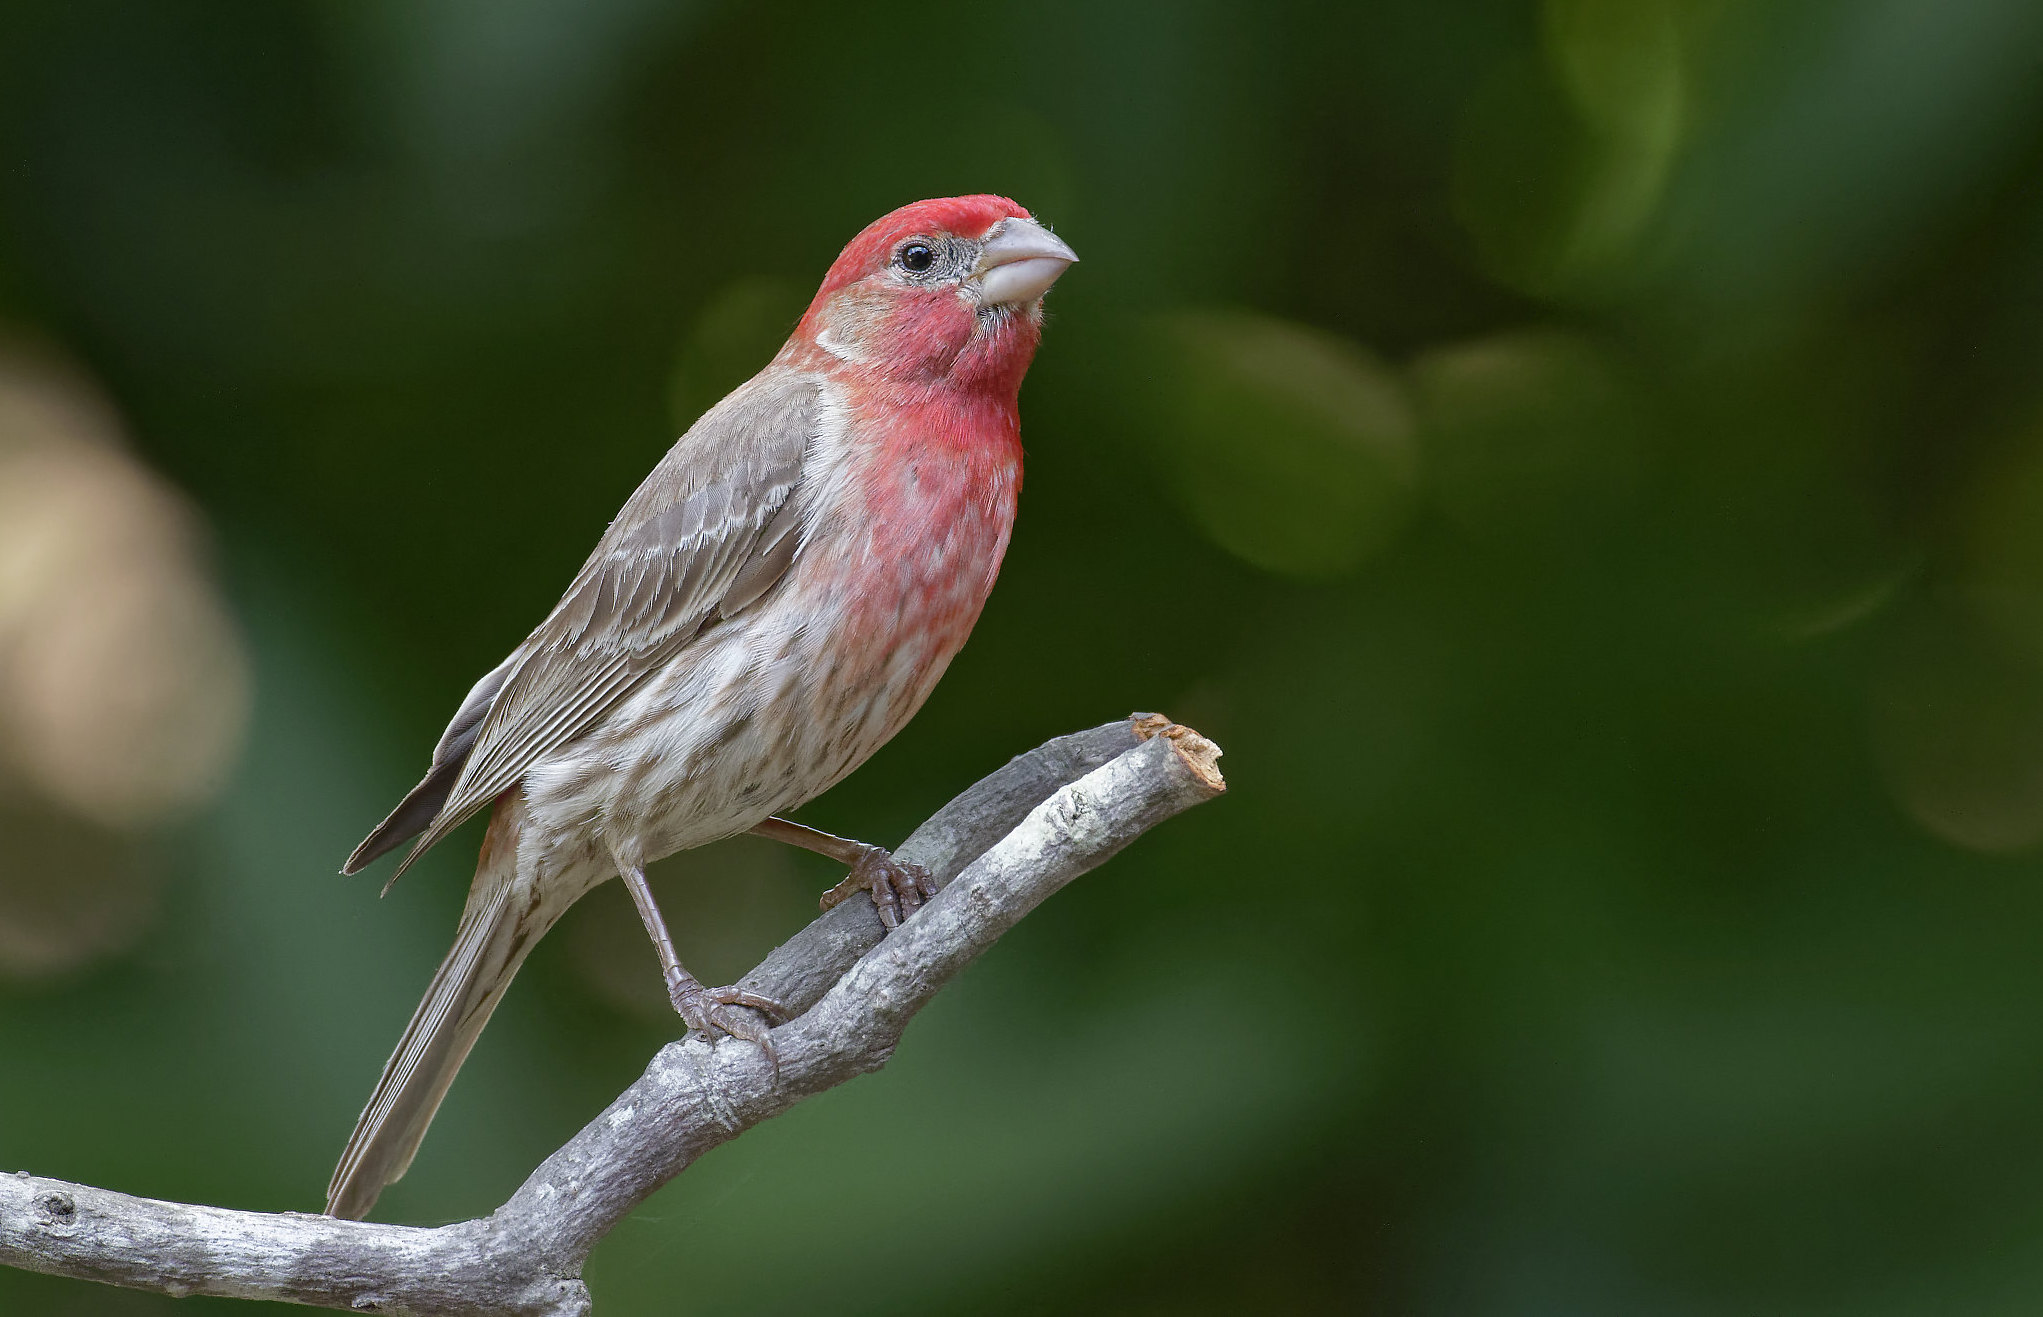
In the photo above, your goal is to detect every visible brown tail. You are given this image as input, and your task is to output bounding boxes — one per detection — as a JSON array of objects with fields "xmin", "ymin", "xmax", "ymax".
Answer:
[{"xmin": 326, "ymin": 807, "xmax": 546, "ymax": 1220}]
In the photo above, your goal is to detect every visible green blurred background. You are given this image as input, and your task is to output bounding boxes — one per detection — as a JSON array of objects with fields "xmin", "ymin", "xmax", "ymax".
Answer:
[{"xmin": 4, "ymin": 0, "xmax": 2043, "ymax": 1312}]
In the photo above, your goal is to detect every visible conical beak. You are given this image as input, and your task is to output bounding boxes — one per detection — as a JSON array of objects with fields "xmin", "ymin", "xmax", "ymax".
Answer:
[{"xmin": 973, "ymin": 217, "xmax": 1078, "ymax": 308}]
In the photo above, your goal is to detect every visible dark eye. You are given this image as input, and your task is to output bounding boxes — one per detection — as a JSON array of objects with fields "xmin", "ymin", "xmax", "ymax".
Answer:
[{"xmin": 897, "ymin": 241, "xmax": 935, "ymax": 273}]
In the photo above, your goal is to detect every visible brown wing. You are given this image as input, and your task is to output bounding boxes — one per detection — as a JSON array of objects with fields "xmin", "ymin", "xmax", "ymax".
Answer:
[
  {"xmin": 342, "ymin": 653, "xmax": 518, "ymax": 873},
  {"xmin": 354, "ymin": 370, "xmax": 820, "ymax": 883}
]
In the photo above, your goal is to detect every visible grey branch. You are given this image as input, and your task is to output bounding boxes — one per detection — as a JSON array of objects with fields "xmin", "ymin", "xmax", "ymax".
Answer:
[{"xmin": 0, "ymin": 715, "xmax": 1226, "ymax": 1315}]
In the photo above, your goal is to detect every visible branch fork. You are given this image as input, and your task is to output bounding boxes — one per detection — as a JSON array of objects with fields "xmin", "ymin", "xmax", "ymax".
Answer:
[{"xmin": 1, "ymin": 714, "xmax": 1225, "ymax": 1315}]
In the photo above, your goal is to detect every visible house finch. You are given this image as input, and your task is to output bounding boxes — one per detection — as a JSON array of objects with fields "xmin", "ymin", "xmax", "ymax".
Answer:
[{"xmin": 325, "ymin": 195, "xmax": 1075, "ymax": 1220}]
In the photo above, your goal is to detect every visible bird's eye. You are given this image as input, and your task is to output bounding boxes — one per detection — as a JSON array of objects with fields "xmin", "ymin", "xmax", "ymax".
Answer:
[{"xmin": 897, "ymin": 241, "xmax": 935, "ymax": 273}]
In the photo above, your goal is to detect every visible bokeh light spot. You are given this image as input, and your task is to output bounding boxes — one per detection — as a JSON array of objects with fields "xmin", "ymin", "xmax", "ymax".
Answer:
[
  {"xmin": 1138, "ymin": 309, "xmax": 1418, "ymax": 579},
  {"xmin": 1871, "ymin": 610, "xmax": 2043, "ymax": 854},
  {"xmin": 1453, "ymin": 0, "xmax": 1687, "ymax": 296},
  {"xmin": 1959, "ymin": 407, "xmax": 2043, "ymax": 667},
  {"xmin": 1409, "ymin": 327, "xmax": 1638, "ymax": 532},
  {"xmin": 0, "ymin": 346, "xmax": 249, "ymax": 978}
]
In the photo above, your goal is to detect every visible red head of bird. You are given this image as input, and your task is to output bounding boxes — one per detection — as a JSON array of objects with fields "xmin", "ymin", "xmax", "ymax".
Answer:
[{"xmin": 788, "ymin": 195, "xmax": 1077, "ymax": 398}]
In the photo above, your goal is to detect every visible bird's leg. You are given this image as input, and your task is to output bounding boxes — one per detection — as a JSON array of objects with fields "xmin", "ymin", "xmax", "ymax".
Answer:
[
  {"xmin": 748, "ymin": 816, "xmax": 938, "ymax": 930},
  {"xmin": 614, "ymin": 856, "xmax": 785, "ymax": 1054}
]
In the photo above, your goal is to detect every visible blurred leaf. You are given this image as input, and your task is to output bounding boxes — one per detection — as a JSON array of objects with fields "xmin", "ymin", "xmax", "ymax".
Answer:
[
  {"xmin": 1409, "ymin": 326, "xmax": 1639, "ymax": 533},
  {"xmin": 1961, "ymin": 406, "xmax": 2043, "ymax": 667},
  {"xmin": 1453, "ymin": 0, "xmax": 1688, "ymax": 297},
  {"xmin": 5, "ymin": 2, "xmax": 2043, "ymax": 1312},
  {"xmin": 1135, "ymin": 308, "xmax": 1418, "ymax": 579},
  {"xmin": 1871, "ymin": 604, "xmax": 2043, "ymax": 853},
  {"xmin": 1649, "ymin": 0, "xmax": 2043, "ymax": 314}
]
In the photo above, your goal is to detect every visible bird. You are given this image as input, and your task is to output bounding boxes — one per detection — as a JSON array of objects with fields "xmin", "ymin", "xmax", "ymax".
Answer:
[{"xmin": 323, "ymin": 195, "xmax": 1076, "ymax": 1220}]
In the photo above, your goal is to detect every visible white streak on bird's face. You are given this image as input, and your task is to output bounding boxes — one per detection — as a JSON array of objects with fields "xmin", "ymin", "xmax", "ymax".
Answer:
[{"xmin": 812, "ymin": 324, "xmax": 862, "ymax": 364}]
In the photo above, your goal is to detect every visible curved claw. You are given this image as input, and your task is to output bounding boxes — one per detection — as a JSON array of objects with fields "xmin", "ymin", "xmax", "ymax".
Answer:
[
  {"xmin": 711, "ymin": 985, "xmax": 789, "ymax": 1024},
  {"xmin": 819, "ymin": 846, "xmax": 937, "ymax": 929},
  {"xmin": 671, "ymin": 980, "xmax": 786, "ymax": 1071}
]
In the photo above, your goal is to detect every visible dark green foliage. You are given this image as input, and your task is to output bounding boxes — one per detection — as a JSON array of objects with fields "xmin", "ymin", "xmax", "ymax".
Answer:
[{"xmin": 4, "ymin": 1, "xmax": 2043, "ymax": 1312}]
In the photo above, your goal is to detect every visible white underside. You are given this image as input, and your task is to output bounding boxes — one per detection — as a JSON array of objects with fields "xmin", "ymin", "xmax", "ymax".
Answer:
[{"xmin": 505, "ymin": 380, "xmax": 1013, "ymax": 915}]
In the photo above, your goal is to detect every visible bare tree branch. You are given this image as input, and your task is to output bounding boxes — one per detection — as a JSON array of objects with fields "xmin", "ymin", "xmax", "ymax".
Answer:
[{"xmin": 1, "ymin": 715, "xmax": 1226, "ymax": 1315}]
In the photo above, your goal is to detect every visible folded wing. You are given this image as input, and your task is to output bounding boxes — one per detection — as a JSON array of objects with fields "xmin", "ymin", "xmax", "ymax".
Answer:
[{"xmin": 343, "ymin": 372, "xmax": 820, "ymax": 881}]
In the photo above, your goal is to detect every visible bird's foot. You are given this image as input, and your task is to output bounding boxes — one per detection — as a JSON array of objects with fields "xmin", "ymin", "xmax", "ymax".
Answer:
[
  {"xmin": 670, "ymin": 977, "xmax": 786, "ymax": 1061},
  {"xmin": 819, "ymin": 845, "xmax": 938, "ymax": 930}
]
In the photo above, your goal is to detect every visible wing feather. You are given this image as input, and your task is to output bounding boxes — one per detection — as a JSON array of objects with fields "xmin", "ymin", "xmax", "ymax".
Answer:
[
  {"xmin": 343, "ymin": 654, "xmax": 520, "ymax": 874},
  {"xmin": 360, "ymin": 371, "xmax": 822, "ymax": 881}
]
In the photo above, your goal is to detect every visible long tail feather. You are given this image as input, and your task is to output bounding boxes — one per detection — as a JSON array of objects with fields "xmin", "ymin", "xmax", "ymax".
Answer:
[{"xmin": 325, "ymin": 875, "xmax": 538, "ymax": 1219}]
